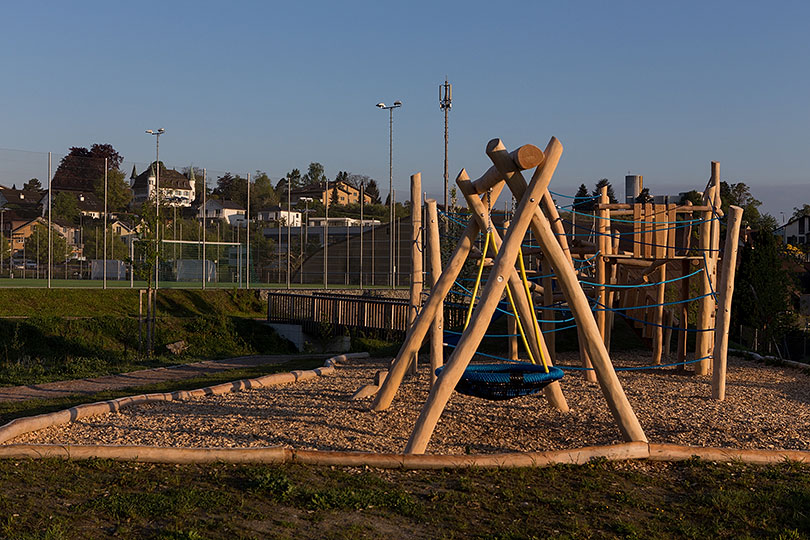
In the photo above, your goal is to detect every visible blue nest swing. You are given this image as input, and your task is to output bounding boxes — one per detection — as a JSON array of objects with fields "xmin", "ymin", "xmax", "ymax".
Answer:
[{"xmin": 435, "ymin": 363, "xmax": 564, "ymax": 401}]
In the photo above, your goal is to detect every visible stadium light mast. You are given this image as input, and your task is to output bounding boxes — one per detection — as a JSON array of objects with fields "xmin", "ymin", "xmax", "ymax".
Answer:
[
  {"xmin": 145, "ymin": 128, "xmax": 165, "ymax": 289},
  {"xmin": 376, "ymin": 100, "xmax": 402, "ymax": 288}
]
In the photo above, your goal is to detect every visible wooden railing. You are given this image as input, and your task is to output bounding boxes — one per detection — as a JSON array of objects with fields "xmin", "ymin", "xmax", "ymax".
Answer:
[{"xmin": 267, "ymin": 292, "xmax": 467, "ymax": 334}]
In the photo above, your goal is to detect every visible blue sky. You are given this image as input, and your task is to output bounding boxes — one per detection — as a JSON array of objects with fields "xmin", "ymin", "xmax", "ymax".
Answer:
[{"xmin": 0, "ymin": 1, "xmax": 807, "ymax": 219}]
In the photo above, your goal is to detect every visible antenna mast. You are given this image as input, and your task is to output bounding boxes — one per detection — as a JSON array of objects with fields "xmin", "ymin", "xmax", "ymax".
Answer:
[{"xmin": 439, "ymin": 78, "xmax": 452, "ymax": 232}]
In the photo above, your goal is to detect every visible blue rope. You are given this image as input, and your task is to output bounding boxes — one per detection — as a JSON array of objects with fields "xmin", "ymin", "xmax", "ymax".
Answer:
[
  {"xmin": 549, "ymin": 190, "xmax": 599, "ymax": 200},
  {"xmin": 589, "ymin": 298, "xmax": 714, "ymax": 333},
  {"xmin": 565, "ymin": 207, "xmax": 714, "ymax": 225},
  {"xmin": 444, "ymin": 345, "xmax": 713, "ymax": 372},
  {"xmin": 580, "ymin": 268, "xmax": 703, "ymax": 289}
]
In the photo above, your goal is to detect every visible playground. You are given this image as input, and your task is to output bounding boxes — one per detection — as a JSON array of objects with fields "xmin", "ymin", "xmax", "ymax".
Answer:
[
  {"xmin": 6, "ymin": 353, "xmax": 810, "ymax": 454},
  {"xmin": 1, "ymin": 135, "xmax": 807, "ymax": 467}
]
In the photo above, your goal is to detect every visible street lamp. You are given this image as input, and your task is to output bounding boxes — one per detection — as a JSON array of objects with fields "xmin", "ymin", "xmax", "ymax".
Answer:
[
  {"xmin": 146, "ymin": 128, "xmax": 165, "ymax": 289},
  {"xmin": 376, "ymin": 100, "xmax": 402, "ymax": 288}
]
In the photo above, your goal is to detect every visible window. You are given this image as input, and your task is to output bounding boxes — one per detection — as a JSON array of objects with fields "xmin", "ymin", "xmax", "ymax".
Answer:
[{"xmin": 800, "ymin": 218, "xmax": 806, "ymax": 235}]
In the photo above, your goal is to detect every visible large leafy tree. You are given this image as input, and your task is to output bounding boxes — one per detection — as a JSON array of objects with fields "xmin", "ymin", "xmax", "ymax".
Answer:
[
  {"xmin": 732, "ymin": 226, "xmax": 795, "ymax": 350},
  {"xmin": 93, "ymin": 168, "xmax": 132, "ymax": 212},
  {"xmin": 52, "ymin": 192, "xmax": 79, "ymax": 222},
  {"xmin": 24, "ymin": 224, "xmax": 69, "ymax": 264},
  {"xmin": 302, "ymin": 162, "xmax": 327, "ymax": 187},
  {"xmin": 82, "ymin": 227, "xmax": 130, "ymax": 260},
  {"xmin": 253, "ymin": 171, "xmax": 279, "ymax": 209},
  {"xmin": 53, "ymin": 143, "xmax": 124, "ymax": 190},
  {"xmin": 213, "ymin": 172, "xmax": 248, "ymax": 207},
  {"xmin": 719, "ymin": 181, "xmax": 775, "ymax": 229}
]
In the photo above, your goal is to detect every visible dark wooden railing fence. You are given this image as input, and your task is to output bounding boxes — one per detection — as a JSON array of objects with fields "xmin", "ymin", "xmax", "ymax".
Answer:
[{"xmin": 267, "ymin": 292, "xmax": 466, "ymax": 335}]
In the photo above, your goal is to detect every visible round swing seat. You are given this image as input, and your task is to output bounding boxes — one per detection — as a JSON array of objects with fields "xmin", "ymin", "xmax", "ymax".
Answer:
[{"xmin": 435, "ymin": 363, "xmax": 564, "ymax": 401}]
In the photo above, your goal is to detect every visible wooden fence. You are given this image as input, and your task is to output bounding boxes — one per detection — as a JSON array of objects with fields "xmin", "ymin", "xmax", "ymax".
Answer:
[{"xmin": 267, "ymin": 292, "xmax": 466, "ymax": 335}]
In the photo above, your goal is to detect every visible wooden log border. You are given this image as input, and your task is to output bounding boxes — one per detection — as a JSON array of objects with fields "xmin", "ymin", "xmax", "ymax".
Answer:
[{"xmin": 0, "ymin": 351, "xmax": 808, "ymax": 469}]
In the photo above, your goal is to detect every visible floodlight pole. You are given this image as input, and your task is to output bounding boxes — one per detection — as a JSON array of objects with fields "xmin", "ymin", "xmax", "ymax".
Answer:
[
  {"xmin": 246, "ymin": 172, "xmax": 250, "ymax": 289},
  {"xmin": 103, "ymin": 158, "xmax": 108, "ymax": 289},
  {"xmin": 286, "ymin": 178, "xmax": 291, "ymax": 289},
  {"xmin": 202, "ymin": 168, "xmax": 207, "ymax": 289},
  {"xmin": 146, "ymin": 128, "xmax": 165, "ymax": 289},
  {"xmin": 47, "ymin": 152, "xmax": 52, "ymax": 288},
  {"xmin": 376, "ymin": 100, "xmax": 402, "ymax": 288}
]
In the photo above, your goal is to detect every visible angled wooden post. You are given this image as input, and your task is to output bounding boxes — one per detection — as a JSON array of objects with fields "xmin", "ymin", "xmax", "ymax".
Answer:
[
  {"xmin": 373, "ymin": 148, "xmax": 543, "ymax": 411},
  {"xmin": 405, "ymin": 141, "xmax": 561, "ymax": 454},
  {"xmin": 425, "ymin": 199, "xmax": 443, "ymax": 385},
  {"xmin": 712, "ymin": 205, "xmax": 743, "ymax": 400},
  {"xmin": 486, "ymin": 138, "xmax": 647, "ymax": 445}
]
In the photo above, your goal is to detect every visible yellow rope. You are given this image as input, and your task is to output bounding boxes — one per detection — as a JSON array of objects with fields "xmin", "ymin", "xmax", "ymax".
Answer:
[
  {"xmin": 517, "ymin": 246, "xmax": 549, "ymax": 372},
  {"xmin": 464, "ymin": 231, "xmax": 490, "ymax": 330},
  {"xmin": 489, "ymin": 232, "xmax": 536, "ymax": 365}
]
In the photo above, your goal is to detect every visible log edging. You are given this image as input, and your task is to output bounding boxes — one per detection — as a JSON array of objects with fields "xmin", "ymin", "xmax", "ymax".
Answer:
[
  {"xmin": 0, "ymin": 352, "xmax": 369, "ymax": 446},
  {"xmin": 1, "ymin": 351, "xmax": 808, "ymax": 468},
  {"xmin": 0, "ymin": 441, "xmax": 807, "ymax": 468}
]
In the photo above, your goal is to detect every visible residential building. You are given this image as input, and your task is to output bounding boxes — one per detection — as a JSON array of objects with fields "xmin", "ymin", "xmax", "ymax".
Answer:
[
  {"xmin": 776, "ymin": 214, "xmax": 810, "ymax": 246},
  {"xmin": 290, "ymin": 180, "xmax": 372, "ymax": 206},
  {"xmin": 131, "ymin": 162, "xmax": 196, "ymax": 208},
  {"xmin": 39, "ymin": 191, "xmax": 104, "ymax": 220},
  {"xmin": 10, "ymin": 217, "xmax": 71, "ymax": 255},
  {"xmin": 256, "ymin": 206, "xmax": 302, "ymax": 227},
  {"xmin": 196, "ymin": 199, "xmax": 246, "ymax": 227}
]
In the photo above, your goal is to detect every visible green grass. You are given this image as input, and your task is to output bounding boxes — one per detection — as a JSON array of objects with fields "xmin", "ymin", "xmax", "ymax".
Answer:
[
  {"xmin": 0, "ymin": 356, "xmax": 325, "ymax": 425},
  {"xmin": 0, "ymin": 457, "xmax": 808, "ymax": 539}
]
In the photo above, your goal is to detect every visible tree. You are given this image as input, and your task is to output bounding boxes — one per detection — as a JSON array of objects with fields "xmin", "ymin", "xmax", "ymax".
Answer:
[
  {"xmin": 365, "ymin": 179, "xmax": 381, "ymax": 204},
  {"xmin": 792, "ymin": 204, "xmax": 810, "ymax": 220},
  {"xmin": 733, "ymin": 227, "xmax": 795, "ymax": 351},
  {"xmin": 52, "ymin": 143, "xmax": 123, "ymax": 190},
  {"xmin": 679, "ymin": 190, "xmax": 703, "ymax": 206},
  {"xmin": 330, "ymin": 184, "xmax": 340, "ymax": 206},
  {"xmin": 719, "ymin": 181, "xmax": 772, "ymax": 229},
  {"xmin": 302, "ymin": 162, "xmax": 327, "ymax": 187},
  {"xmin": 93, "ymin": 169, "xmax": 132, "ymax": 212},
  {"xmin": 346, "ymin": 173, "xmax": 371, "ymax": 190},
  {"xmin": 213, "ymin": 172, "xmax": 248, "ymax": 207},
  {"xmin": 573, "ymin": 183, "xmax": 593, "ymax": 212},
  {"xmin": 52, "ymin": 192, "xmax": 79, "ymax": 222},
  {"xmin": 635, "ymin": 188, "xmax": 653, "ymax": 204},
  {"xmin": 592, "ymin": 179, "xmax": 618, "ymax": 203},
  {"xmin": 23, "ymin": 178, "xmax": 42, "ymax": 191},
  {"xmin": 82, "ymin": 226, "xmax": 130, "ymax": 260},
  {"xmin": 253, "ymin": 171, "xmax": 279, "ymax": 209},
  {"xmin": 24, "ymin": 224, "xmax": 68, "ymax": 264}
]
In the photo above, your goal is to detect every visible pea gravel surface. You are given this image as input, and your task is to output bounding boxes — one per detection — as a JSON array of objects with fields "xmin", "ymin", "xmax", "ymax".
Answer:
[{"xmin": 7, "ymin": 353, "xmax": 810, "ymax": 455}]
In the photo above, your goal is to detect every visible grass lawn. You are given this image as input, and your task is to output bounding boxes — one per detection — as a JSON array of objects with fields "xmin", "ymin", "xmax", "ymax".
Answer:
[{"xmin": 0, "ymin": 457, "xmax": 808, "ymax": 539}]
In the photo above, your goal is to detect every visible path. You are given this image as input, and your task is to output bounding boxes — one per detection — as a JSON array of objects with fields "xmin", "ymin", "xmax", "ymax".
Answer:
[{"xmin": 0, "ymin": 354, "xmax": 329, "ymax": 403}]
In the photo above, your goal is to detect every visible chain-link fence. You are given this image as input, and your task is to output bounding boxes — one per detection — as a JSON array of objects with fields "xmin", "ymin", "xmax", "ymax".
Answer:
[{"xmin": 0, "ymin": 147, "xmax": 426, "ymax": 289}]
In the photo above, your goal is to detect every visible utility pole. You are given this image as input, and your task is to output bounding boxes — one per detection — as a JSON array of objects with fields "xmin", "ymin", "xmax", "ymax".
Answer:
[{"xmin": 439, "ymin": 79, "xmax": 452, "ymax": 232}]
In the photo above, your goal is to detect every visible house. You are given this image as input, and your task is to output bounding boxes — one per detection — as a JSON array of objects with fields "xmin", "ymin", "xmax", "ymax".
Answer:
[
  {"xmin": 131, "ymin": 162, "xmax": 196, "ymax": 208},
  {"xmin": 0, "ymin": 187, "xmax": 44, "ymax": 216},
  {"xmin": 109, "ymin": 218, "xmax": 139, "ymax": 247},
  {"xmin": 39, "ymin": 191, "xmax": 105, "ymax": 220},
  {"xmin": 776, "ymin": 214, "xmax": 810, "ymax": 246},
  {"xmin": 290, "ymin": 180, "xmax": 372, "ymax": 206},
  {"xmin": 196, "ymin": 199, "xmax": 246, "ymax": 227},
  {"xmin": 10, "ymin": 217, "xmax": 71, "ymax": 256},
  {"xmin": 256, "ymin": 206, "xmax": 302, "ymax": 227}
]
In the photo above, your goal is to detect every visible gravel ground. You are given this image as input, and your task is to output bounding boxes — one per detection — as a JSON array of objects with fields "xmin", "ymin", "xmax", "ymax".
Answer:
[{"xmin": 8, "ymin": 352, "xmax": 810, "ymax": 455}]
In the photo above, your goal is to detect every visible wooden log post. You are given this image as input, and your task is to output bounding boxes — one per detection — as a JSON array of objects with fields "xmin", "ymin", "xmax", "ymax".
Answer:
[
  {"xmin": 504, "ymin": 219, "xmax": 519, "ymax": 362},
  {"xmin": 373, "ymin": 147, "xmax": 544, "ymax": 411},
  {"xmin": 405, "ymin": 141, "xmax": 561, "ymax": 454},
  {"xmin": 425, "ymin": 199, "xmax": 444, "ymax": 385},
  {"xmin": 486, "ymin": 138, "xmax": 647, "ymax": 445},
  {"xmin": 458, "ymin": 175, "xmax": 568, "ymax": 412},
  {"xmin": 712, "ymin": 205, "xmax": 743, "ymax": 400},
  {"xmin": 652, "ymin": 264, "xmax": 666, "ymax": 365},
  {"xmin": 408, "ymin": 173, "xmax": 423, "ymax": 375},
  {"xmin": 663, "ymin": 310, "xmax": 673, "ymax": 360},
  {"xmin": 694, "ymin": 206, "xmax": 713, "ymax": 374},
  {"xmin": 596, "ymin": 187, "xmax": 609, "ymax": 344}
]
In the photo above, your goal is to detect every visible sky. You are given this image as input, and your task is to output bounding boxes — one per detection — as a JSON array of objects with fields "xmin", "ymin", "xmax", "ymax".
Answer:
[{"xmin": 0, "ymin": 0, "xmax": 807, "ymax": 220}]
